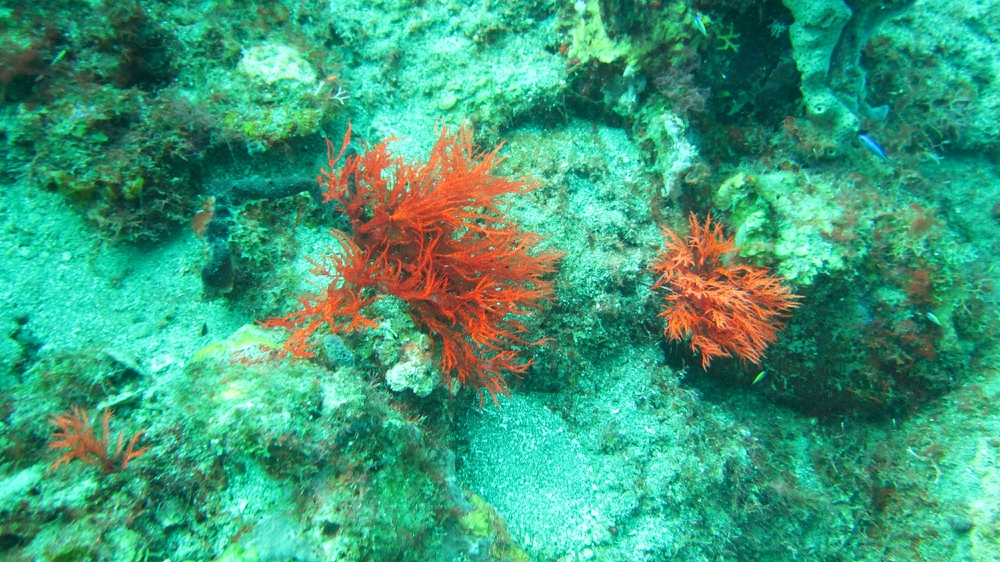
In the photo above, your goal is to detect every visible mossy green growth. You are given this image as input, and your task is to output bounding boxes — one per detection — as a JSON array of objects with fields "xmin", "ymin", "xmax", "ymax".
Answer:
[
  {"xmin": 652, "ymin": 4, "xmax": 708, "ymax": 66},
  {"xmin": 568, "ymin": 0, "xmax": 693, "ymax": 74},
  {"xmin": 456, "ymin": 493, "xmax": 534, "ymax": 562},
  {"xmin": 221, "ymin": 105, "xmax": 326, "ymax": 154},
  {"xmin": 190, "ymin": 324, "xmax": 283, "ymax": 365},
  {"xmin": 202, "ymin": 542, "xmax": 260, "ymax": 562},
  {"xmin": 9, "ymin": 84, "xmax": 204, "ymax": 240},
  {"xmin": 713, "ymin": 171, "xmax": 866, "ymax": 285},
  {"xmin": 569, "ymin": 0, "xmax": 635, "ymax": 69},
  {"xmin": 208, "ymin": 41, "xmax": 337, "ymax": 154},
  {"xmin": 176, "ymin": 331, "xmax": 453, "ymax": 560},
  {"xmin": 458, "ymin": 493, "xmax": 496, "ymax": 537}
]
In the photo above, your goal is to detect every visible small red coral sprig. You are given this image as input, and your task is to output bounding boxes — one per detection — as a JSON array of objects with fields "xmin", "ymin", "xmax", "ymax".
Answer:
[
  {"xmin": 48, "ymin": 407, "xmax": 149, "ymax": 473},
  {"xmin": 266, "ymin": 124, "xmax": 560, "ymax": 405},
  {"xmin": 652, "ymin": 213, "xmax": 800, "ymax": 368}
]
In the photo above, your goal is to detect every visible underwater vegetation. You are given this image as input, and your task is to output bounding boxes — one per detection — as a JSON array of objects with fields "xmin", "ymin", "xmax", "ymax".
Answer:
[
  {"xmin": 2, "ymin": 333, "xmax": 526, "ymax": 560},
  {"xmin": 550, "ymin": 0, "xmax": 998, "ymax": 421},
  {"xmin": 3, "ymin": 0, "xmax": 1000, "ymax": 559},
  {"xmin": 651, "ymin": 213, "xmax": 800, "ymax": 368},
  {"xmin": 47, "ymin": 407, "xmax": 148, "ymax": 473},
  {"xmin": 1, "ymin": 1, "xmax": 345, "ymax": 240},
  {"xmin": 265, "ymin": 125, "xmax": 561, "ymax": 406}
]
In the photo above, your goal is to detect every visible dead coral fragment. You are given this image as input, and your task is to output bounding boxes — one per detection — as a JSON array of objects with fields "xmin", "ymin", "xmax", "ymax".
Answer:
[
  {"xmin": 267, "ymin": 125, "xmax": 560, "ymax": 405},
  {"xmin": 652, "ymin": 213, "xmax": 800, "ymax": 368},
  {"xmin": 48, "ymin": 407, "xmax": 149, "ymax": 473}
]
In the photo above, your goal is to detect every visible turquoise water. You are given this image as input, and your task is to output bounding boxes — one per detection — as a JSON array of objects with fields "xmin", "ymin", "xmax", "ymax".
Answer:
[{"xmin": 2, "ymin": 0, "xmax": 999, "ymax": 560}]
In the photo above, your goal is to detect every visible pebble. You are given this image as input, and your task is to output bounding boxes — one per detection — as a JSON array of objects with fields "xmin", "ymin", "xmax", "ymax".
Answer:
[{"xmin": 437, "ymin": 92, "xmax": 459, "ymax": 111}]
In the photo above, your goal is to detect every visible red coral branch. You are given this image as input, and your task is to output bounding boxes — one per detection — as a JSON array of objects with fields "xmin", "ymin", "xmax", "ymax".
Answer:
[
  {"xmin": 263, "ymin": 230, "xmax": 383, "ymax": 356},
  {"xmin": 652, "ymin": 213, "xmax": 800, "ymax": 368},
  {"xmin": 48, "ymin": 407, "xmax": 149, "ymax": 473},
  {"xmin": 267, "ymin": 124, "xmax": 560, "ymax": 405}
]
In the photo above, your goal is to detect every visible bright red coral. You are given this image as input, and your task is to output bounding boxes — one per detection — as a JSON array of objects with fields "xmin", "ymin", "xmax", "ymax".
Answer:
[
  {"xmin": 266, "ymin": 125, "xmax": 560, "ymax": 405},
  {"xmin": 48, "ymin": 407, "xmax": 149, "ymax": 473},
  {"xmin": 651, "ymin": 213, "xmax": 800, "ymax": 368}
]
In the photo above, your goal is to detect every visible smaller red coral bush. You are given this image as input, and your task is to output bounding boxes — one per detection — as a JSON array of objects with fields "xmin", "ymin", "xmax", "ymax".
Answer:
[
  {"xmin": 266, "ymin": 125, "xmax": 560, "ymax": 405},
  {"xmin": 651, "ymin": 213, "xmax": 800, "ymax": 368},
  {"xmin": 48, "ymin": 407, "xmax": 148, "ymax": 473}
]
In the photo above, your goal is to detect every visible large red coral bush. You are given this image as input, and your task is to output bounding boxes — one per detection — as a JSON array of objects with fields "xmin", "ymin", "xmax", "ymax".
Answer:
[
  {"xmin": 266, "ymin": 125, "xmax": 560, "ymax": 405},
  {"xmin": 652, "ymin": 213, "xmax": 800, "ymax": 368}
]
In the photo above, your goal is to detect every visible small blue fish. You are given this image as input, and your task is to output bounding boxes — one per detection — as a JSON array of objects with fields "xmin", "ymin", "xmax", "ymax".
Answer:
[
  {"xmin": 752, "ymin": 371, "xmax": 768, "ymax": 385},
  {"xmin": 694, "ymin": 13, "xmax": 708, "ymax": 37},
  {"xmin": 858, "ymin": 133, "xmax": 888, "ymax": 160},
  {"xmin": 926, "ymin": 311, "xmax": 942, "ymax": 326}
]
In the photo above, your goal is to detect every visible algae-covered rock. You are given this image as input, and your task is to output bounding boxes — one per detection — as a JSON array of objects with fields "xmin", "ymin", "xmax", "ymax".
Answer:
[
  {"xmin": 238, "ymin": 43, "xmax": 318, "ymax": 86},
  {"xmin": 384, "ymin": 333, "xmax": 438, "ymax": 397},
  {"xmin": 171, "ymin": 326, "xmax": 458, "ymax": 560},
  {"xmin": 568, "ymin": 0, "xmax": 636, "ymax": 69},
  {"xmin": 705, "ymin": 162, "xmax": 994, "ymax": 417},
  {"xmin": 641, "ymin": 109, "xmax": 698, "ymax": 201},
  {"xmin": 213, "ymin": 41, "xmax": 334, "ymax": 154},
  {"xmin": 783, "ymin": 0, "xmax": 858, "ymax": 142},
  {"xmin": 190, "ymin": 324, "xmax": 283, "ymax": 365},
  {"xmin": 714, "ymin": 171, "xmax": 866, "ymax": 285}
]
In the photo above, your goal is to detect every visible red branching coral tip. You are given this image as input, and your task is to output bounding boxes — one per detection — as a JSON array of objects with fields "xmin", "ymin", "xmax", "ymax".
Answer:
[
  {"xmin": 48, "ymin": 407, "xmax": 149, "ymax": 473},
  {"xmin": 265, "ymin": 124, "xmax": 561, "ymax": 406},
  {"xmin": 651, "ymin": 213, "xmax": 800, "ymax": 369}
]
